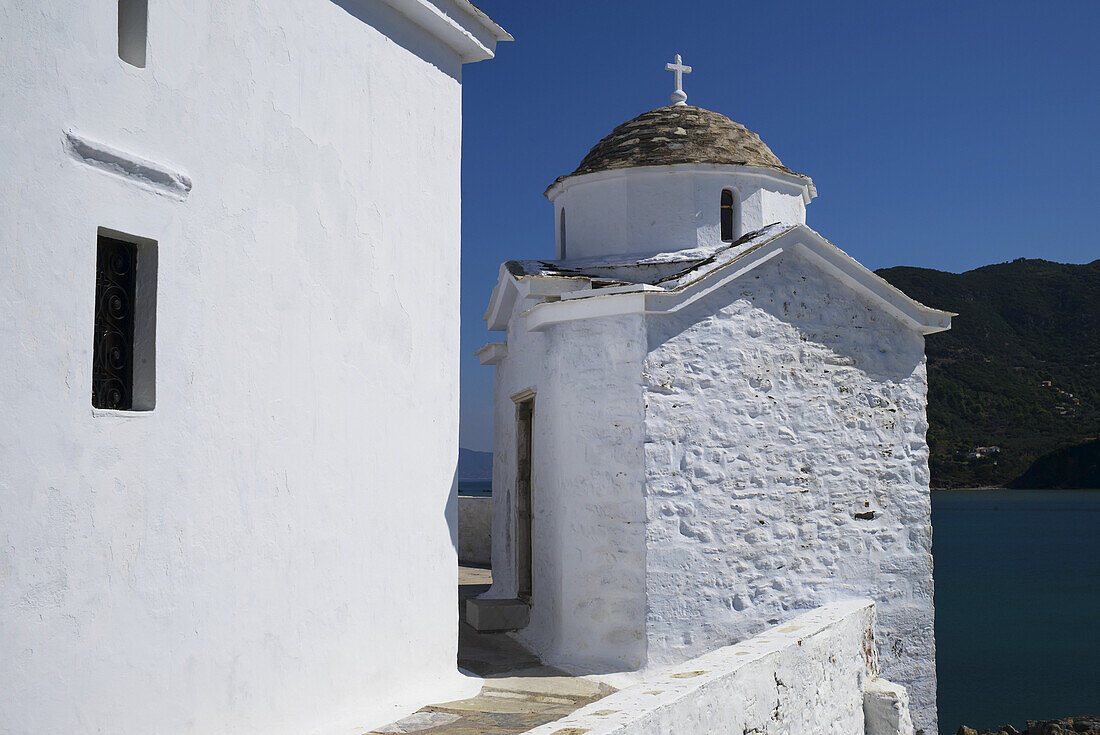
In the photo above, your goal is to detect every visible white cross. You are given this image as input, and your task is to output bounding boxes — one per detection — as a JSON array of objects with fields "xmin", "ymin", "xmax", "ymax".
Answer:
[{"xmin": 665, "ymin": 53, "xmax": 692, "ymax": 106}]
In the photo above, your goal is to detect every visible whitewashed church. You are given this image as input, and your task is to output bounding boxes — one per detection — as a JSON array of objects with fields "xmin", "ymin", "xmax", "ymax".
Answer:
[
  {"xmin": 0, "ymin": 1, "xmax": 509, "ymax": 734},
  {"xmin": 475, "ymin": 59, "xmax": 951, "ymax": 734}
]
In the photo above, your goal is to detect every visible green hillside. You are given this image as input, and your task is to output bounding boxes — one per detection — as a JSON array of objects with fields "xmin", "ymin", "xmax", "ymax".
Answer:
[
  {"xmin": 876, "ymin": 259, "xmax": 1100, "ymax": 488},
  {"xmin": 1007, "ymin": 439, "xmax": 1100, "ymax": 489}
]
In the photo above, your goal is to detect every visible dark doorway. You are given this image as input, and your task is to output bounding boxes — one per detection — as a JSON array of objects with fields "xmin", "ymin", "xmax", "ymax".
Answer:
[{"xmin": 515, "ymin": 395, "xmax": 534, "ymax": 602}]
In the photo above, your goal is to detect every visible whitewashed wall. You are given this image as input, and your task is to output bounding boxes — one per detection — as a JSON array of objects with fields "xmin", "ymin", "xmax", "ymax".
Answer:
[
  {"xmin": 549, "ymin": 165, "xmax": 810, "ymax": 260},
  {"xmin": 642, "ymin": 250, "xmax": 936, "ymax": 734},
  {"xmin": 0, "ymin": 2, "xmax": 488, "ymax": 733},
  {"xmin": 525, "ymin": 600, "xmax": 914, "ymax": 735},
  {"xmin": 521, "ymin": 314, "xmax": 648, "ymax": 671},
  {"xmin": 486, "ymin": 304, "xmax": 649, "ymax": 671},
  {"xmin": 486, "ymin": 295, "xmax": 546, "ymax": 600},
  {"xmin": 458, "ymin": 496, "xmax": 491, "ymax": 566}
]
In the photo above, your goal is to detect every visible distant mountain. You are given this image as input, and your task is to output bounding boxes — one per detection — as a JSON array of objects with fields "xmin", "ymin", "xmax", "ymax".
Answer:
[
  {"xmin": 877, "ymin": 258, "xmax": 1100, "ymax": 488},
  {"xmin": 1007, "ymin": 439, "xmax": 1100, "ymax": 490},
  {"xmin": 458, "ymin": 448, "xmax": 493, "ymax": 481}
]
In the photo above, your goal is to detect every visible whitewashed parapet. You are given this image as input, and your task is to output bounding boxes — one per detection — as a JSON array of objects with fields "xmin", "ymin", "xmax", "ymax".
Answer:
[
  {"xmin": 523, "ymin": 600, "xmax": 913, "ymax": 735},
  {"xmin": 865, "ymin": 678, "xmax": 916, "ymax": 735},
  {"xmin": 458, "ymin": 495, "xmax": 491, "ymax": 565}
]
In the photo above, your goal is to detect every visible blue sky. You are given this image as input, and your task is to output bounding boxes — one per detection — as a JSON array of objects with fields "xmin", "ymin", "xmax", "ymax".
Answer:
[{"xmin": 457, "ymin": 1, "xmax": 1100, "ymax": 451}]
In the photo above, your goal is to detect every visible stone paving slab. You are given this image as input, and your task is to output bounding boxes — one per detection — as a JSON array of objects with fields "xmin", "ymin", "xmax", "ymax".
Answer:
[{"xmin": 367, "ymin": 566, "xmax": 613, "ymax": 735}]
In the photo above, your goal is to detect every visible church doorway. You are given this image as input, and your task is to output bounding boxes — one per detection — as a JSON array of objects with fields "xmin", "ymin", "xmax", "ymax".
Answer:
[{"xmin": 514, "ymin": 393, "xmax": 534, "ymax": 602}]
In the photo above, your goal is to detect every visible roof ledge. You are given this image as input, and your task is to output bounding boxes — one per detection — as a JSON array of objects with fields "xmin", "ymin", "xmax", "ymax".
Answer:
[
  {"xmin": 544, "ymin": 162, "xmax": 816, "ymax": 203},
  {"xmin": 377, "ymin": 0, "xmax": 511, "ymax": 63},
  {"xmin": 518, "ymin": 225, "xmax": 954, "ymax": 336},
  {"xmin": 475, "ymin": 341, "xmax": 508, "ymax": 365}
]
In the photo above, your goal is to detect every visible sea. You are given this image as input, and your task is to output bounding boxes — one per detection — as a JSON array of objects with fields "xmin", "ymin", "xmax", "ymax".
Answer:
[
  {"xmin": 457, "ymin": 483, "xmax": 1100, "ymax": 733},
  {"xmin": 932, "ymin": 489, "xmax": 1100, "ymax": 733},
  {"xmin": 458, "ymin": 479, "xmax": 492, "ymax": 497}
]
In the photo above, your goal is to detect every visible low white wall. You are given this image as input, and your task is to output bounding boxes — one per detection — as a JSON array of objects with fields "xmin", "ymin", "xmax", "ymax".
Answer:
[
  {"xmin": 458, "ymin": 496, "xmax": 492, "ymax": 566},
  {"xmin": 523, "ymin": 599, "xmax": 913, "ymax": 735}
]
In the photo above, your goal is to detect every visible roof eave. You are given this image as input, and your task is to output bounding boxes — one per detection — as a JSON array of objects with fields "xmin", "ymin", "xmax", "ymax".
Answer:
[
  {"xmin": 483, "ymin": 263, "xmax": 517, "ymax": 330},
  {"xmin": 543, "ymin": 162, "xmax": 816, "ymax": 202},
  {"xmin": 378, "ymin": 0, "xmax": 511, "ymax": 64},
  {"xmin": 516, "ymin": 224, "xmax": 953, "ymax": 336}
]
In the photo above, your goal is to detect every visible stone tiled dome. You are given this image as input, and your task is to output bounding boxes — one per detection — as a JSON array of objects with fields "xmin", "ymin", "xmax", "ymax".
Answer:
[{"xmin": 561, "ymin": 105, "xmax": 800, "ymax": 182}]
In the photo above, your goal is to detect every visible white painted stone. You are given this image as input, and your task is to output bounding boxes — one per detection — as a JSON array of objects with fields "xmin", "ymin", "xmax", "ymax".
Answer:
[
  {"xmin": 865, "ymin": 678, "xmax": 917, "ymax": 735},
  {"xmin": 640, "ymin": 246, "xmax": 938, "ymax": 734},
  {"xmin": 0, "ymin": 2, "xmax": 507, "ymax": 734},
  {"xmin": 483, "ymin": 305, "xmax": 649, "ymax": 671},
  {"xmin": 458, "ymin": 496, "xmax": 492, "ymax": 565},
  {"xmin": 525, "ymin": 600, "xmax": 914, "ymax": 735}
]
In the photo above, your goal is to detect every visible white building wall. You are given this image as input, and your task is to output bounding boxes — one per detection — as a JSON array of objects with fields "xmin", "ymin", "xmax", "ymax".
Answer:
[
  {"xmin": 486, "ymin": 297, "xmax": 548, "ymax": 600},
  {"xmin": 487, "ymin": 304, "xmax": 649, "ymax": 671},
  {"xmin": 525, "ymin": 314, "xmax": 649, "ymax": 671},
  {"xmin": 0, "ymin": 2, "xmax": 483, "ymax": 733},
  {"xmin": 550, "ymin": 165, "xmax": 809, "ymax": 260},
  {"xmin": 642, "ymin": 250, "xmax": 937, "ymax": 734}
]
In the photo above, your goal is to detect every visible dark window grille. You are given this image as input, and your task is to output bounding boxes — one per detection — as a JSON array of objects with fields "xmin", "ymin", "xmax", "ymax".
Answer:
[
  {"xmin": 720, "ymin": 189, "xmax": 735, "ymax": 242},
  {"xmin": 92, "ymin": 236, "xmax": 137, "ymax": 409}
]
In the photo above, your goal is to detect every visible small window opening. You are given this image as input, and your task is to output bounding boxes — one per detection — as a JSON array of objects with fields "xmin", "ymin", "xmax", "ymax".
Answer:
[
  {"xmin": 93, "ymin": 230, "xmax": 157, "ymax": 410},
  {"xmin": 118, "ymin": 0, "xmax": 148, "ymax": 68},
  {"xmin": 720, "ymin": 189, "xmax": 735, "ymax": 242},
  {"xmin": 559, "ymin": 208, "xmax": 567, "ymax": 259}
]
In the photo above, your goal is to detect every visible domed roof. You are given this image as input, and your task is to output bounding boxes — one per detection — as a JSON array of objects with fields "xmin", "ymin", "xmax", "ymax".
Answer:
[{"xmin": 552, "ymin": 105, "xmax": 803, "ymax": 188}]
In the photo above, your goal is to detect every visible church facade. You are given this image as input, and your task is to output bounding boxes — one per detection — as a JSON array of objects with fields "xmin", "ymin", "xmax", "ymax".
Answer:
[
  {"xmin": 0, "ymin": 1, "xmax": 508, "ymax": 733},
  {"xmin": 477, "ymin": 101, "xmax": 951, "ymax": 734}
]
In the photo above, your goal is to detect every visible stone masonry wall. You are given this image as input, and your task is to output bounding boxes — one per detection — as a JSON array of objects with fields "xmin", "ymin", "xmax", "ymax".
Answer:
[{"xmin": 643, "ymin": 248, "xmax": 937, "ymax": 733}]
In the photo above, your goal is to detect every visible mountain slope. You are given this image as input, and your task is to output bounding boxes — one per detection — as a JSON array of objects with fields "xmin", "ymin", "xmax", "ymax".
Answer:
[
  {"xmin": 457, "ymin": 448, "xmax": 493, "ymax": 481},
  {"xmin": 1007, "ymin": 439, "xmax": 1100, "ymax": 489},
  {"xmin": 877, "ymin": 258, "xmax": 1100, "ymax": 488}
]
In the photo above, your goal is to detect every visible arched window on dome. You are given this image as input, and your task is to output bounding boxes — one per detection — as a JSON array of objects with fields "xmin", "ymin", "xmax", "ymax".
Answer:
[
  {"xmin": 559, "ymin": 208, "xmax": 567, "ymax": 259},
  {"xmin": 720, "ymin": 189, "xmax": 736, "ymax": 242}
]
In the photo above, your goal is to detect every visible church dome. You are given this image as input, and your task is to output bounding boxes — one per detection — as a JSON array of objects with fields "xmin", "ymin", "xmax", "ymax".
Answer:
[{"xmin": 559, "ymin": 105, "xmax": 801, "ymax": 184}]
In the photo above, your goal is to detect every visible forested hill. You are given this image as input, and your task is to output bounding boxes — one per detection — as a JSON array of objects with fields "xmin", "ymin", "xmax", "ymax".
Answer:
[{"xmin": 876, "ymin": 258, "xmax": 1100, "ymax": 488}]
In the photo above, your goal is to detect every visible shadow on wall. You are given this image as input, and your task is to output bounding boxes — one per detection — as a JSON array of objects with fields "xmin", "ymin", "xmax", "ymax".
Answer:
[
  {"xmin": 326, "ymin": 0, "xmax": 462, "ymax": 79},
  {"xmin": 646, "ymin": 249, "xmax": 925, "ymax": 384},
  {"xmin": 447, "ymin": 467, "xmax": 459, "ymax": 559}
]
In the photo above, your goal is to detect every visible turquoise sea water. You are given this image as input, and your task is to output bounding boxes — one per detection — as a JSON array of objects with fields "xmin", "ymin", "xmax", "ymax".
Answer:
[
  {"xmin": 456, "ymin": 482, "xmax": 1099, "ymax": 732},
  {"xmin": 932, "ymin": 489, "xmax": 1100, "ymax": 734}
]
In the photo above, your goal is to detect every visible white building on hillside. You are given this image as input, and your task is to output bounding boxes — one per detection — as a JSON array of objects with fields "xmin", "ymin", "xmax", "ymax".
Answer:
[
  {"xmin": 0, "ymin": 2, "xmax": 508, "ymax": 733},
  {"xmin": 475, "ymin": 65, "xmax": 951, "ymax": 735}
]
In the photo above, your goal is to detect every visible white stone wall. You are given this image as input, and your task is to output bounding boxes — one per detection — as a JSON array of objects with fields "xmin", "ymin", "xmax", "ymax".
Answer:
[
  {"xmin": 458, "ymin": 496, "xmax": 492, "ymax": 566},
  {"xmin": 642, "ymin": 249, "xmax": 937, "ymax": 733},
  {"xmin": 486, "ymin": 306, "xmax": 649, "ymax": 671},
  {"xmin": 486, "ymin": 296, "xmax": 548, "ymax": 600},
  {"xmin": 525, "ymin": 599, "xmax": 911, "ymax": 735},
  {"xmin": 0, "ymin": 2, "xmax": 489, "ymax": 733},
  {"xmin": 550, "ymin": 165, "xmax": 810, "ymax": 260}
]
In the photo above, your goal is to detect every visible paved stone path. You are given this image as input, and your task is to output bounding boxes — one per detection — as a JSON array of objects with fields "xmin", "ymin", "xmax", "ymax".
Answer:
[{"xmin": 368, "ymin": 566, "xmax": 612, "ymax": 734}]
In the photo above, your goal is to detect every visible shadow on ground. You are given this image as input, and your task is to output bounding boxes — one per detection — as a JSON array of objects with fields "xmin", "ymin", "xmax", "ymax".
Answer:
[{"xmin": 368, "ymin": 566, "xmax": 613, "ymax": 734}]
